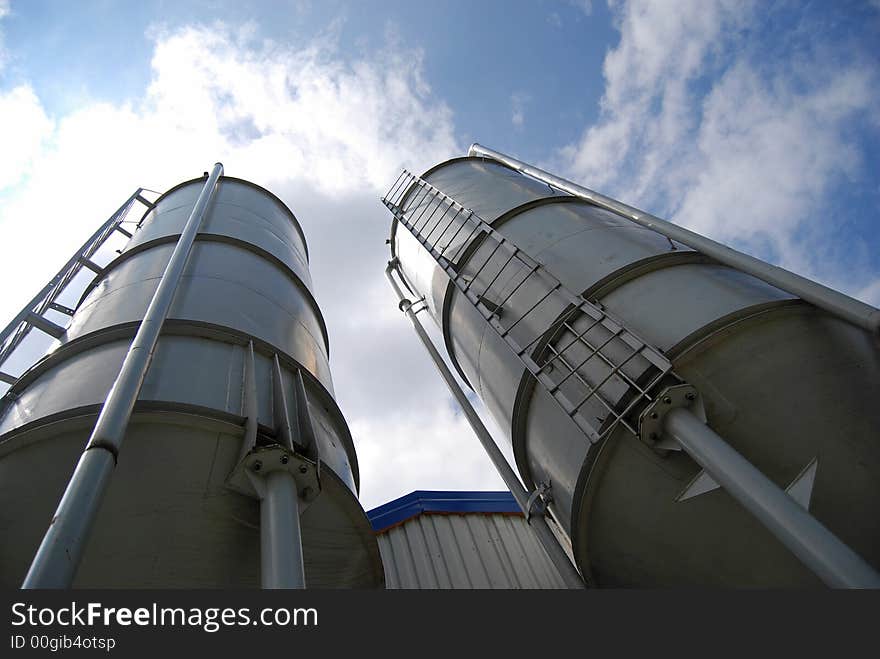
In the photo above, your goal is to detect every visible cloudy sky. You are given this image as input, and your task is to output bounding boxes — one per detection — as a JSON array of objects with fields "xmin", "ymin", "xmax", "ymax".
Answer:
[{"xmin": 1, "ymin": 0, "xmax": 878, "ymax": 511}]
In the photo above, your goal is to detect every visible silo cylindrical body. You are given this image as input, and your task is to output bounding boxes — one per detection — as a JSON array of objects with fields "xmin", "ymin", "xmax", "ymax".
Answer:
[
  {"xmin": 0, "ymin": 175, "xmax": 384, "ymax": 588},
  {"xmin": 390, "ymin": 156, "xmax": 880, "ymax": 586}
]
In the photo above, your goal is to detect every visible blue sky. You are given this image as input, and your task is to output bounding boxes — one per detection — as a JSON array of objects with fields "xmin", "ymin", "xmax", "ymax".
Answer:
[
  {"xmin": 1, "ymin": 0, "xmax": 879, "ymax": 508},
  {"xmin": 1, "ymin": 0, "xmax": 611, "ymax": 159}
]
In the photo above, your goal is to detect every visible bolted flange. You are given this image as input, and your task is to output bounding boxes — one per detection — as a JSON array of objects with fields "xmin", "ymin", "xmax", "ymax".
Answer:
[
  {"xmin": 226, "ymin": 443, "xmax": 322, "ymax": 511},
  {"xmin": 638, "ymin": 383, "xmax": 706, "ymax": 452}
]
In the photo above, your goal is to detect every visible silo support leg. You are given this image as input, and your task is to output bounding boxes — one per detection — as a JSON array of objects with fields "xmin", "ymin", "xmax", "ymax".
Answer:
[
  {"xmin": 663, "ymin": 407, "xmax": 880, "ymax": 588},
  {"xmin": 259, "ymin": 470, "xmax": 306, "ymax": 589},
  {"xmin": 233, "ymin": 445, "xmax": 318, "ymax": 589}
]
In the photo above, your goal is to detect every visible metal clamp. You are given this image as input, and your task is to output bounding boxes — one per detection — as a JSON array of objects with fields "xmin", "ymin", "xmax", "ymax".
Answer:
[
  {"xmin": 638, "ymin": 383, "xmax": 706, "ymax": 452},
  {"xmin": 525, "ymin": 481, "xmax": 552, "ymax": 523},
  {"xmin": 227, "ymin": 444, "xmax": 322, "ymax": 512}
]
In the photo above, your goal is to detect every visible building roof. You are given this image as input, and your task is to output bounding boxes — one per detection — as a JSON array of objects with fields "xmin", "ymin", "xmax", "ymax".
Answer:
[{"xmin": 366, "ymin": 490, "xmax": 521, "ymax": 533}]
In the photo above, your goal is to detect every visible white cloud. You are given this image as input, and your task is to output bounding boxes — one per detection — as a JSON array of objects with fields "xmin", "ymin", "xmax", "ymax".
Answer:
[
  {"xmin": 560, "ymin": 0, "xmax": 753, "ymax": 195},
  {"xmin": 353, "ymin": 405, "xmax": 508, "ymax": 509},
  {"xmin": 676, "ymin": 63, "xmax": 872, "ymax": 261},
  {"xmin": 0, "ymin": 85, "xmax": 53, "ymax": 189},
  {"xmin": 556, "ymin": 0, "xmax": 879, "ymax": 300},
  {"xmin": 0, "ymin": 21, "xmax": 459, "ymax": 317},
  {"xmin": 857, "ymin": 278, "xmax": 880, "ymax": 307},
  {"xmin": 511, "ymin": 92, "xmax": 529, "ymax": 129},
  {"xmin": 0, "ymin": 22, "xmax": 518, "ymax": 510}
]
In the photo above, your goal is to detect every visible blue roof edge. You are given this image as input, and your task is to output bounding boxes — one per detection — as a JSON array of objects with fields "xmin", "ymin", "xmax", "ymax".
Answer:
[{"xmin": 366, "ymin": 490, "xmax": 521, "ymax": 532}]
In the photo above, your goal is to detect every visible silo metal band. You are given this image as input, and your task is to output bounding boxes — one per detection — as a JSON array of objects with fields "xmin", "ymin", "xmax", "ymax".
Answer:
[
  {"xmin": 383, "ymin": 169, "xmax": 674, "ymax": 445},
  {"xmin": 21, "ymin": 164, "xmax": 224, "ymax": 588}
]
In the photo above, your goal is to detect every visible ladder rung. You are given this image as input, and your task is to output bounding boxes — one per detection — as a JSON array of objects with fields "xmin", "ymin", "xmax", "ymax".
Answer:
[
  {"xmin": 464, "ymin": 238, "xmax": 505, "ymax": 293},
  {"xmin": 479, "ymin": 247, "xmax": 520, "ymax": 301},
  {"xmin": 77, "ymin": 256, "xmax": 103, "ymax": 275},
  {"xmin": 48, "ymin": 302, "xmax": 75, "ymax": 316},
  {"xmin": 409, "ymin": 187, "xmax": 436, "ymax": 230},
  {"xmin": 135, "ymin": 194, "xmax": 156, "ymax": 209},
  {"xmin": 414, "ymin": 191, "xmax": 443, "ymax": 235},
  {"xmin": 490, "ymin": 262, "xmax": 538, "ymax": 317},
  {"xmin": 542, "ymin": 315, "xmax": 605, "ymax": 373},
  {"xmin": 424, "ymin": 204, "xmax": 458, "ymax": 247},
  {"xmin": 0, "ymin": 371, "xmax": 17, "ymax": 385},
  {"xmin": 550, "ymin": 330, "xmax": 620, "ymax": 393},
  {"xmin": 386, "ymin": 168, "xmax": 677, "ymax": 445},
  {"xmin": 26, "ymin": 312, "xmax": 65, "ymax": 339},
  {"xmin": 448, "ymin": 224, "xmax": 482, "ymax": 263},
  {"xmin": 501, "ymin": 283, "xmax": 561, "ymax": 337},
  {"xmin": 384, "ymin": 171, "xmax": 408, "ymax": 205}
]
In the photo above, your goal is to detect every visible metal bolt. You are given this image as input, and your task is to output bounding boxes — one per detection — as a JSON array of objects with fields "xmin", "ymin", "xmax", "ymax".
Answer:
[
  {"xmin": 650, "ymin": 412, "xmax": 658, "ymax": 419},
  {"xmin": 663, "ymin": 396, "xmax": 672, "ymax": 405},
  {"xmin": 685, "ymin": 392, "xmax": 696, "ymax": 401},
  {"xmin": 252, "ymin": 461, "xmax": 262, "ymax": 472},
  {"xmin": 298, "ymin": 464, "xmax": 308, "ymax": 474},
  {"xmin": 280, "ymin": 455, "xmax": 289, "ymax": 465}
]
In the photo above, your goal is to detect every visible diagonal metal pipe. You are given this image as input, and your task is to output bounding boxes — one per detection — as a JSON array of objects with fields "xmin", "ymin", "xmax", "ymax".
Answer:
[
  {"xmin": 664, "ymin": 408, "xmax": 880, "ymax": 588},
  {"xmin": 22, "ymin": 163, "xmax": 224, "ymax": 589},
  {"xmin": 385, "ymin": 259, "xmax": 586, "ymax": 589},
  {"xmin": 468, "ymin": 143, "xmax": 880, "ymax": 335}
]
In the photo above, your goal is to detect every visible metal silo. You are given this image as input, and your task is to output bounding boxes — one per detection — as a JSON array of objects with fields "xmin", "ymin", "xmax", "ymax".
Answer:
[
  {"xmin": 382, "ymin": 144, "xmax": 880, "ymax": 588},
  {"xmin": 0, "ymin": 165, "xmax": 383, "ymax": 589}
]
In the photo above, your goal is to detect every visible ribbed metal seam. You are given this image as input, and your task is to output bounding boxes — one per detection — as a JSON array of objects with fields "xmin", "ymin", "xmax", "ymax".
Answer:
[{"xmin": 375, "ymin": 512, "xmax": 569, "ymax": 589}]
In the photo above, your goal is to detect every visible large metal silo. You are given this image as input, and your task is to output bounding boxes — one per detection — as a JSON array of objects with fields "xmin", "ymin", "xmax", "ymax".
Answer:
[
  {"xmin": 382, "ymin": 145, "xmax": 880, "ymax": 588},
  {"xmin": 0, "ymin": 167, "xmax": 383, "ymax": 588}
]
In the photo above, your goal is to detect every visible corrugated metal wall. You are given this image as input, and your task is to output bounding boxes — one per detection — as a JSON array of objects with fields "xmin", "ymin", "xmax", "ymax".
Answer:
[{"xmin": 377, "ymin": 512, "xmax": 569, "ymax": 589}]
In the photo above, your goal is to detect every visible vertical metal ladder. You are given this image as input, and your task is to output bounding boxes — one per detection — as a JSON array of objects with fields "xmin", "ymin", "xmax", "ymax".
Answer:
[
  {"xmin": 0, "ymin": 189, "xmax": 156, "ymax": 401},
  {"xmin": 382, "ymin": 170, "xmax": 676, "ymax": 444}
]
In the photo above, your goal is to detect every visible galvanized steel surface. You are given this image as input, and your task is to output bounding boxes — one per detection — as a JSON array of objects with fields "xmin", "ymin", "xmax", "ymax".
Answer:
[
  {"xmin": 468, "ymin": 142, "xmax": 880, "ymax": 335},
  {"xmin": 377, "ymin": 511, "xmax": 570, "ymax": 589},
  {"xmin": 0, "ymin": 174, "xmax": 383, "ymax": 588},
  {"xmin": 663, "ymin": 407, "xmax": 880, "ymax": 588},
  {"xmin": 386, "ymin": 153, "xmax": 880, "ymax": 586}
]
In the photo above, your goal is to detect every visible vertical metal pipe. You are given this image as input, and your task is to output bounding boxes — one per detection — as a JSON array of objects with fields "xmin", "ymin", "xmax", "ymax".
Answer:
[
  {"xmin": 664, "ymin": 407, "xmax": 880, "ymax": 588},
  {"xmin": 22, "ymin": 163, "xmax": 224, "ymax": 589},
  {"xmin": 260, "ymin": 471, "xmax": 306, "ymax": 589},
  {"xmin": 468, "ymin": 143, "xmax": 880, "ymax": 335},
  {"xmin": 385, "ymin": 261, "xmax": 586, "ymax": 589}
]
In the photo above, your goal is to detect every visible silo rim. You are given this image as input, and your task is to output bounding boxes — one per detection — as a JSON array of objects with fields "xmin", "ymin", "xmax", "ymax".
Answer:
[
  {"xmin": 416, "ymin": 154, "xmax": 523, "ymax": 183},
  {"xmin": 143, "ymin": 175, "xmax": 311, "ymax": 263}
]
